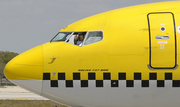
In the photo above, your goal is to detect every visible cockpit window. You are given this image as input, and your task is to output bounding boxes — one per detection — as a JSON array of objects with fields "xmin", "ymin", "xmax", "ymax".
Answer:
[
  {"xmin": 51, "ymin": 32, "xmax": 72, "ymax": 42},
  {"xmin": 66, "ymin": 32, "xmax": 87, "ymax": 46},
  {"xmin": 84, "ymin": 31, "xmax": 103, "ymax": 45},
  {"xmin": 51, "ymin": 31, "xmax": 103, "ymax": 46}
]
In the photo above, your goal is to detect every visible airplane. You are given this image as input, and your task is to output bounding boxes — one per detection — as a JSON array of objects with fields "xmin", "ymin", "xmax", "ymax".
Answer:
[{"xmin": 4, "ymin": 1, "xmax": 180, "ymax": 107}]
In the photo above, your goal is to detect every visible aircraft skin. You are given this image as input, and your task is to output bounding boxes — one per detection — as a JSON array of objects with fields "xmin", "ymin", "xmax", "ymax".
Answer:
[{"xmin": 4, "ymin": 1, "xmax": 180, "ymax": 107}]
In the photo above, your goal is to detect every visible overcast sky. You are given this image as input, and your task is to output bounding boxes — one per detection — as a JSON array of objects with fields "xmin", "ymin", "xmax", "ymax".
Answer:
[{"xmin": 0, "ymin": 0, "xmax": 174, "ymax": 53}]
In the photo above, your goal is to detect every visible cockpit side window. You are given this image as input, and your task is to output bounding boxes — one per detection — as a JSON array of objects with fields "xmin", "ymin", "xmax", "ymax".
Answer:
[
  {"xmin": 84, "ymin": 31, "xmax": 103, "ymax": 45},
  {"xmin": 66, "ymin": 32, "xmax": 87, "ymax": 46},
  {"xmin": 51, "ymin": 32, "xmax": 72, "ymax": 42}
]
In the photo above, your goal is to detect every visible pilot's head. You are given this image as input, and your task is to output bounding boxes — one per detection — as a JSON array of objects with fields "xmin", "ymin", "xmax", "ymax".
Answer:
[{"xmin": 79, "ymin": 35, "xmax": 84, "ymax": 41}]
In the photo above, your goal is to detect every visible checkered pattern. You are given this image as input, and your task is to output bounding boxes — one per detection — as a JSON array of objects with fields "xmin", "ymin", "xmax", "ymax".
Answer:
[{"xmin": 43, "ymin": 72, "xmax": 180, "ymax": 88}]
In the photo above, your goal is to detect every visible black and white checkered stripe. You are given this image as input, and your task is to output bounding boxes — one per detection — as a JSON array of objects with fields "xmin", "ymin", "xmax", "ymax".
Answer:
[{"xmin": 43, "ymin": 72, "xmax": 180, "ymax": 88}]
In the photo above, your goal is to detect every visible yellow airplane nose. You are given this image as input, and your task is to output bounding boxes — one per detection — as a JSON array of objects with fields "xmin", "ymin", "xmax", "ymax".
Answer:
[{"xmin": 4, "ymin": 45, "xmax": 43, "ymax": 80}]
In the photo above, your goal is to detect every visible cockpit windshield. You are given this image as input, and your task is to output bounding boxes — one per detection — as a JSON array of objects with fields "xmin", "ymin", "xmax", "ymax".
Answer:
[
  {"xmin": 51, "ymin": 32, "xmax": 72, "ymax": 42},
  {"xmin": 51, "ymin": 31, "xmax": 103, "ymax": 47}
]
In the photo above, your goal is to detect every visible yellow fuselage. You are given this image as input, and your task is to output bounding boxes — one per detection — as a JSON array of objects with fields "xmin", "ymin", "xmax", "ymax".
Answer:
[{"xmin": 4, "ymin": 1, "xmax": 180, "ymax": 107}]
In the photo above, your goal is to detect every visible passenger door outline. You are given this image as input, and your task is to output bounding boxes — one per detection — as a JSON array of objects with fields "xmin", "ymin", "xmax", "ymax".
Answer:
[{"xmin": 147, "ymin": 12, "xmax": 177, "ymax": 69}]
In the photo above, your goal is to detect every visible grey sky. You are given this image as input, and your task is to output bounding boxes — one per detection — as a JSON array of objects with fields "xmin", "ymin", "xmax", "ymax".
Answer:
[{"xmin": 0, "ymin": 0, "xmax": 174, "ymax": 53}]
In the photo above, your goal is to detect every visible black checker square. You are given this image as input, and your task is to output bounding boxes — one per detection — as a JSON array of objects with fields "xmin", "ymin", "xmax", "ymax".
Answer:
[
  {"xmin": 96, "ymin": 80, "xmax": 103, "ymax": 87},
  {"xmin": 119, "ymin": 73, "xmax": 126, "ymax": 80},
  {"xmin": 66, "ymin": 80, "xmax": 73, "ymax": 87},
  {"xmin": 43, "ymin": 73, "xmax": 50, "ymax": 80},
  {"xmin": 88, "ymin": 73, "xmax": 95, "ymax": 80},
  {"xmin": 126, "ymin": 80, "xmax": 134, "ymax": 87},
  {"xmin": 165, "ymin": 73, "xmax": 172, "ymax": 80},
  {"xmin": 173, "ymin": 80, "xmax": 180, "ymax": 87},
  {"xmin": 81, "ymin": 80, "xmax": 88, "ymax": 87},
  {"xmin": 134, "ymin": 73, "xmax": 141, "ymax": 80},
  {"xmin": 104, "ymin": 73, "xmax": 111, "ymax": 80},
  {"xmin": 157, "ymin": 80, "xmax": 164, "ymax": 87},
  {"xmin": 111, "ymin": 80, "xmax": 118, "ymax": 87},
  {"xmin": 150, "ymin": 73, "xmax": 157, "ymax": 80},
  {"xmin": 58, "ymin": 73, "xmax": 65, "ymax": 80},
  {"xmin": 51, "ymin": 80, "xmax": 58, "ymax": 87},
  {"xmin": 73, "ymin": 73, "xmax": 80, "ymax": 80},
  {"xmin": 142, "ymin": 80, "xmax": 149, "ymax": 87}
]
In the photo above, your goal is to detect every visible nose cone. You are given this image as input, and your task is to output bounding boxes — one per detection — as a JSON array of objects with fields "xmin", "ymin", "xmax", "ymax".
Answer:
[
  {"xmin": 4, "ymin": 45, "xmax": 43, "ymax": 95},
  {"xmin": 4, "ymin": 46, "xmax": 43, "ymax": 80}
]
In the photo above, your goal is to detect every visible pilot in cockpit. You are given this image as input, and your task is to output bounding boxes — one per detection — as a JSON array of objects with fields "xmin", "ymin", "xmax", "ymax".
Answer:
[{"xmin": 74, "ymin": 34, "xmax": 84, "ymax": 46}]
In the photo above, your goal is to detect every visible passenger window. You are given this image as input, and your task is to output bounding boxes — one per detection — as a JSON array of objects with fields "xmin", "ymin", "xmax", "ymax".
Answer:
[
  {"xmin": 66, "ymin": 32, "xmax": 87, "ymax": 46},
  {"xmin": 51, "ymin": 32, "xmax": 72, "ymax": 42},
  {"xmin": 84, "ymin": 31, "xmax": 103, "ymax": 45}
]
